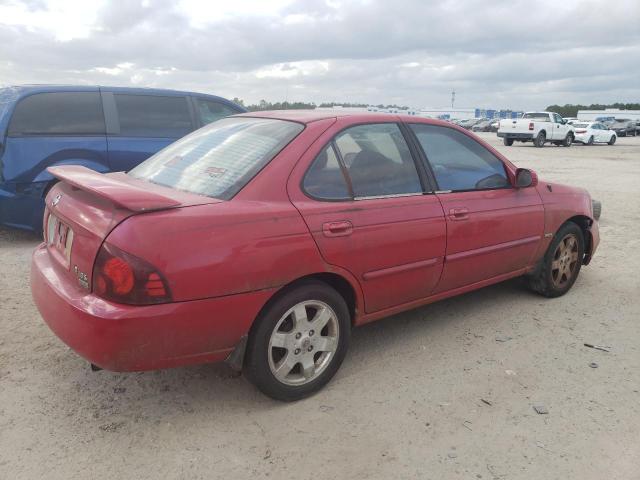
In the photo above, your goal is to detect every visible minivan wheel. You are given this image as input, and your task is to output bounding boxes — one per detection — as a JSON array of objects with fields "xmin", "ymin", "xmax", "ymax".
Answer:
[
  {"xmin": 245, "ymin": 281, "xmax": 351, "ymax": 401},
  {"xmin": 527, "ymin": 222, "xmax": 584, "ymax": 298}
]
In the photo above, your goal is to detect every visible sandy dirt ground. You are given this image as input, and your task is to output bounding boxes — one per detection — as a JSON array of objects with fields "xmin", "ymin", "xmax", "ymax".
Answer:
[{"xmin": 1, "ymin": 132, "xmax": 639, "ymax": 480}]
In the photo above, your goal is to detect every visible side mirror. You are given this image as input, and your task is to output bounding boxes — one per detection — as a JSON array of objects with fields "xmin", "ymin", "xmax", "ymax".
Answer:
[{"xmin": 515, "ymin": 168, "xmax": 538, "ymax": 188}]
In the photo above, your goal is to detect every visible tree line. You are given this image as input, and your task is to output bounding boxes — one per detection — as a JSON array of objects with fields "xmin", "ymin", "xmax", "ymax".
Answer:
[
  {"xmin": 546, "ymin": 103, "xmax": 640, "ymax": 117},
  {"xmin": 232, "ymin": 98, "xmax": 410, "ymax": 111}
]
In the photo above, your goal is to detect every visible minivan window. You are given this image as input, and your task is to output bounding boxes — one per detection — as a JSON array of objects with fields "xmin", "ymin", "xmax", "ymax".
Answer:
[
  {"xmin": 129, "ymin": 117, "xmax": 303, "ymax": 200},
  {"xmin": 8, "ymin": 92, "xmax": 105, "ymax": 135},
  {"xmin": 114, "ymin": 94, "xmax": 192, "ymax": 137},
  {"xmin": 410, "ymin": 124, "xmax": 509, "ymax": 191},
  {"xmin": 196, "ymin": 98, "xmax": 239, "ymax": 126}
]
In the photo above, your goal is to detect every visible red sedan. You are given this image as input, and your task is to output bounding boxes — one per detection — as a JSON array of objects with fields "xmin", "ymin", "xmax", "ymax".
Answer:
[{"xmin": 31, "ymin": 111, "xmax": 599, "ymax": 401}]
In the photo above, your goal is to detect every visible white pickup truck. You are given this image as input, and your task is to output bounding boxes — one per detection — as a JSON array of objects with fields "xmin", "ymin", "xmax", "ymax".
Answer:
[{"xmin": 498, "ymin": 112, "xmax": 575, "ymax": 147}]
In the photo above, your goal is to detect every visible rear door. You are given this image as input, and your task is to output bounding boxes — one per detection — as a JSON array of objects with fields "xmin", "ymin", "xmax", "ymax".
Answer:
[
  {"xmin": 103, "ymin": 91, "xmax": 195, "ymax": 172},
  {"xmin": 289, "ymin": 120, "xmax": 446, "ymax": 314},
  {"xmin": 408, "ymin": 123, "xmax": 544, "ymax": 293},
  {"xmin": 2, "ymin": 90, "xmax": 108, "ymax": 229}
]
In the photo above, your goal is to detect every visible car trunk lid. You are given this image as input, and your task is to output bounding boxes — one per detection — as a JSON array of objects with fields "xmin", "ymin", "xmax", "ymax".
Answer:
[{"xmin": 44, "ymin": 165, "xmax": 220, "ymax": 291}]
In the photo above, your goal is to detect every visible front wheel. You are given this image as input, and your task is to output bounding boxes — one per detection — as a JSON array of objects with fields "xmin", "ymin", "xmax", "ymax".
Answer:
[
  {"xmin": 503, "ymin": 137, "xmax": 514, "ymax": 146},
  {"xmin": 608, "ymin": 135, "xmax": 616, "ymax": 145},
  {"xmin": 527, "ymin": 222, "xmax": 585, "ymax": 298},
  {"xmin": 245, "ymin": 281, "xmax": 351, "ymax": 401},
  {"xmin": 534, "ymin": 131, "xmax": 546, "ymax": 147}
]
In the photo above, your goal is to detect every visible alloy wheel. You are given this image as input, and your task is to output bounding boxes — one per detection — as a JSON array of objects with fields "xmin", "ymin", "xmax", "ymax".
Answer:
[
  {"xmin": 267, "ymin": 300, "xmax": 339, "ymax": 386},
  {"xmin": 551, "ymin": 234, "xmax": 579, "ymax": 289}
]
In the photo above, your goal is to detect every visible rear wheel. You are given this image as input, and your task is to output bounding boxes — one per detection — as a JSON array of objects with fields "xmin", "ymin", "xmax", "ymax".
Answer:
[
  {"xmin": 245, "ymin": 281, "xmax": 351, "ymax": 401},
  {"xmin": 608, "ymin": 135, "xmax": 616, "ymax": 145},
  {"xmin": 563, "ymin": 133, "xmax": 574, "ymax": 147},
  {"xmin": 534, "ymin": 131, "xmax": 546, "ymax": 148},
  {"xmin": 587, "ymin": 136, "xmax": 594, "ymax": 145},
  {"xmin": 527, "ymin": 222, "xmax": 584, "ymax": 298},
  {"xmin": 503, "ymin": 137, "xmax": 514, "ymax": 146}
]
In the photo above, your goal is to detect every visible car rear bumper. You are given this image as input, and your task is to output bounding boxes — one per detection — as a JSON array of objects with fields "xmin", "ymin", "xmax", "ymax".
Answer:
[
  {"xmin": 31, "ymin": 244, "xmax": 275, "ymax": 371},
  {"xmin": 497, "ymin": 132, "xmax": 534, "ymax": 140},
  {"xmin": 574, "ymin": 133, "xmax": 590, "ymax": 143}
]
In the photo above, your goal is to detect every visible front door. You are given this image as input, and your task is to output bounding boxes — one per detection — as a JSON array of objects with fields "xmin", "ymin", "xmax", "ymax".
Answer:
[
  {"xmin": 408, "ymin": 123, "xmax": 544, "ymax": 293},
  {"xmin": 289, "ymin": 121, "xmax": 446, "ymax": 313}
]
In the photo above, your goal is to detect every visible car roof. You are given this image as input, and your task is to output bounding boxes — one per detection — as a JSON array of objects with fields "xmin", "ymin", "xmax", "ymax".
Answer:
[
  {"xmin": 235, "ymin": 109, "xmax": 447, "ymax": 125},
  {"xmin": 1, "ymin": 84, "xmax": 240, "ymax": 106}
]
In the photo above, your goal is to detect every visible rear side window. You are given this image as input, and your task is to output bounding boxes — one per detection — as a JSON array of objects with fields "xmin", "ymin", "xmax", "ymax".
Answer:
[
  {"xmin": 303, "ymin": 144, "xmax": 351, "ymax": 200},
  {"xmin": 8, "ymin": 92, "xmax": 105, "ymax": 135},
  {"xmin": 410, "ymin": 124, "xmax": 509, "ymax": 192},
  {"xmin": 129, "ymin": 117, "xmax": 303, "ymax": 200},
  {"xmin": 334, "ymin": 123, "xmax": 422, "ymax": 198},
  {"xmin": 114, "ymin": 94, "xmax": 192, "ymax": 137},
  {"xmin": 196, "ymin": 98, "xmax": 239, "ymax": 126}
]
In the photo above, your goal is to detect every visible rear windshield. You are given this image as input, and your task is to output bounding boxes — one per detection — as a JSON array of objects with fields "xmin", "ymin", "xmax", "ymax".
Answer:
[
  {"xmin": 129, "ymin": 117, "xmax": 303, "ymax": 200},
  {"xmin": 522, "ymin": 113, "xmax": 550, "ymax": 121},
  {"xmin": 574, "ymin": 123, "xmax": 589, "ymax": 128}
]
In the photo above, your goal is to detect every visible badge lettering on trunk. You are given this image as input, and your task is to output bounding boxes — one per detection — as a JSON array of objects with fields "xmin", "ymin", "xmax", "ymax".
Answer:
[
  {"xmin": 51, "ymin": 194, "xmax": 62, "ymax": 207},
  {"xmin": 74, "ymin": 265, "xmax": 89, "ymax": 290}
]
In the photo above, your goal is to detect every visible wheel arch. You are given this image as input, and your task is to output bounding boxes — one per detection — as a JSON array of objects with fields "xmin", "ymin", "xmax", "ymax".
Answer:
[{"xmin": 227, "ymin": 270, "xmax": 363, "ymax": 371}]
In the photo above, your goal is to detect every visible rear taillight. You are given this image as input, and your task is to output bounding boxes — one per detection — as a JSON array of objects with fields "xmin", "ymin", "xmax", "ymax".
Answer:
[
  {"xmin": 93, "ymin": 242, "xmax": 172, "ymax": 305},
  {"xmin": 576, "ymin": 129, "xmax": 587, "ymax": 133},
  {"xmin": 528, "ymin": 122, "xmax": 534, "ymax": 131}
]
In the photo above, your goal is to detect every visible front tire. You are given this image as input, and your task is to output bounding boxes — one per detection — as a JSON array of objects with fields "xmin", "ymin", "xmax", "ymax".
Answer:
[
  {"xmin": 503, "ymin": 137, "xmax": 514, "ymax": 146},
  {"xmin": 527, "ymin": 222, "xmax": 585, "ymax": 298},
  {"xmin": 534, "ymin": 131, "xmax": 546, "ymax": 148},
  {"xmin": 245, "ymin": 281, "xmax": 351, "ymax": 401}
]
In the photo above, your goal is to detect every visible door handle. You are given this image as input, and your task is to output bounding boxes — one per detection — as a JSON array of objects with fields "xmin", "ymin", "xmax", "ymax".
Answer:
[
  {"xmin": 322, "ymin": 220, "xmax": 353, "ymax": 237},
  {"xmin": 449, "ymin": 207, "xmax": 469, "ymax": 221}
]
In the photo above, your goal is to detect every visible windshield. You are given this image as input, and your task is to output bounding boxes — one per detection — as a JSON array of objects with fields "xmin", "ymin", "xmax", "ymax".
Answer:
[
  {"xmin": 129, "ymin": 117, "xmax": 303, "ymax": 200},
  {"xmin": 523, "ymin": 113, "xmax": 550, "ymax": 121}
]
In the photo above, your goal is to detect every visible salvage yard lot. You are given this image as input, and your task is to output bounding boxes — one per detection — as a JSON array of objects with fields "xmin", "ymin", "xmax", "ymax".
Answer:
[{"xmin": 1, "ymin": 133, "xmax": 639, "ymax": 479}]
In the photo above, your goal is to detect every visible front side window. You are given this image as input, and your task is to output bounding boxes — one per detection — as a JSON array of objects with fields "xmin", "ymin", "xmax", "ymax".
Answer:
[
  {"xmin": 8, "ymin": 92, "xmax": 105, "ymax": 135},
  {"xmin": 410, "ymin": 124, "xmax": 510, "ymax": 192},
  {"xmin": 114, "ymin": 94, "xmax": 192, "ymax": 137},
  {"xmin": 333, "ymin": 123, "xmax": 422, "ymax": 198},
  {"xmin": 196, "ymin": 98, "xmax": 239, "ymax": 126},
  {"xmin": 553, "ymin": 114, "xmax": 564, "ymax": 124},
  {"xmin": 129, "ymin": 117, "xmax": 303, "ymax": 200}
]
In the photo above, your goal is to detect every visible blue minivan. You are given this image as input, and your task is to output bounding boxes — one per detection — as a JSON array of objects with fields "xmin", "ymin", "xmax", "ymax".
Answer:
[{"xmin": 0, "ymin": 85, "xmax": 245, "ymax": 232}]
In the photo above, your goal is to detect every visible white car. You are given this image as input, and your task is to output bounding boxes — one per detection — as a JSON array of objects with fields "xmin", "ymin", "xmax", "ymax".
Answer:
[{"xmin": 573, "ymin": 122, "xmax": 617, "ymax": 145}]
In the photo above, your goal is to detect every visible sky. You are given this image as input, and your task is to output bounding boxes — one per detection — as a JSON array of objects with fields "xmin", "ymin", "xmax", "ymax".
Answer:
[{"xmin": 0, "ymin": 0, "xmax": 639, "ymax": 110}]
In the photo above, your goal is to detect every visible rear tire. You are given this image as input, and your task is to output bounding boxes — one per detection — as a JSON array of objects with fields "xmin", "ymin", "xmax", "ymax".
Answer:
[
  {"xmin": 587, "ymin": 136, "xmax": 594, "ymax": 145},
  {"xmin": 503, "ymin": 138, "xmax": 514, "ymax": 146},
  {"xmin": 534, "ymin": 131, "xmax": 546, "ymax": 148},
  {"xmin": 245, "ymin": 281, "xmax": 351, "ymax": 401},
  {"xmin": 608, "ymin": 135, "xmax": 616, "ymax": 145},
  {"xmin": 527, "ymin": 222, "xmax": 584, "ymax": 298},
  {"xmin": 563, "ymin": 133, "xmax": 574, "ymax": 147}
]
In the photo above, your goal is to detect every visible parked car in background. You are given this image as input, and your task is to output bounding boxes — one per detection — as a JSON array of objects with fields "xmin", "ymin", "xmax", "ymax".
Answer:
[
  {"xmin": 490, "ymin": 120, "xmax": 500, "ymax": 132},
  {"xmin": 498, "ymin": 112, "xmax": 574, "ymax": 147},
  {"xmin": 572, "ymin": 122, "xmax": 617, "ymax": 145},
  {"xmin": 565, "ymin": 117, "xmax": 580, "ymax": 125},
  {"xmin": 471, "ymin": 119, "xmax": 493, "ymax": 132},
  {"xmin": 0, "ymin": 85, "xmax": 245, "ymax": 232},
  {"xmin": 458, "ymin": 118, "xmax": 483, "ymax": 130},
  {"xmin": 605, "ymin": 119, "xmax": 637, "ymax": 137},
  {"xmin": 31, "ymin": 111, "xmax": 599, "ymax": 401}
]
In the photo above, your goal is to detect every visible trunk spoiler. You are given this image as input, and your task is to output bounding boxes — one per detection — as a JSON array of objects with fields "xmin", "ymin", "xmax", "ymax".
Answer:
[{"xmin": 47, "ymin": 166, "xmax": 181, "ymax": 212}]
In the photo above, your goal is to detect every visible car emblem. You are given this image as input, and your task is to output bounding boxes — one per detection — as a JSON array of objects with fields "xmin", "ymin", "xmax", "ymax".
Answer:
[{"xmin": 51, "ymin": 194, "xmax": 62, "ymax": 207}]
